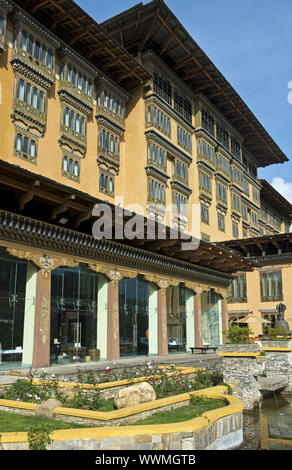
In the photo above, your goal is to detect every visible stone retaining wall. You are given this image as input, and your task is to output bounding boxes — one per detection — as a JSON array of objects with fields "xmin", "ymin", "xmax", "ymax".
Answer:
[
  {"xmin": 0, "ymin": 392, "xmax": 243, "ymax": 450},
  {"xmin": 263, "ymin": 341, "xmax": 292, "ymax": 393}
]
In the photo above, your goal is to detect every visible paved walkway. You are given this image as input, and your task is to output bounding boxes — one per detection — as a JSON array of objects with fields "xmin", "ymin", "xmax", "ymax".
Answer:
[{"xmin": 0, "ymin": 353, "xmax": 221, "ymax": 384}]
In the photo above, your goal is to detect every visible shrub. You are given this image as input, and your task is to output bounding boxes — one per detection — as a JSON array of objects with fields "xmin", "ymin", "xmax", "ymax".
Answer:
[
  {"xmin": 266, "ymin": 325, "xmax": 290, "ymax": 340},
  {"xmin": 27, "ymin": 425, "xmax": 53, "ymax": 450},
  {"xmin": 223, "ymin": 324, "xmax": 254, "ymax": 344}
]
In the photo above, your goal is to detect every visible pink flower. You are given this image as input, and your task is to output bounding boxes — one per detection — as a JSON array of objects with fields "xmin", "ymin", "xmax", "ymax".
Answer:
[
  {"xmin": 181, "ymin": 383, "xmax": 184, "ymax": 387},
  {"xmin": 189, "ymin": 385, "xmax": 192, "ymax": 389}
]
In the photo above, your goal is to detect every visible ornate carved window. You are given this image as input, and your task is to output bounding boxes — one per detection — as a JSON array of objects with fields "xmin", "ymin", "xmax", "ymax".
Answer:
[
  {"xmin": 199, "ymin": 169, "xmax": 212, "ymax": 195},
  {"xmin": 172, "ymin": 158, "xmax": 189, "ymax": 186},
  {"xmin": 216, "ymin": 181, "xmax": 228, "ymax": 206},
  {"xmin": 197, "ymin": 138, "xmax": 216, "ymax": 167},
  {"xmin": 201, "ymin": 109, "xmax": 215, "ymax": 136},
  {"xmin": 216, "ymin": 124, "xmax": 229, "ymax": 150},
  {"xmin": 62, "ymin": 153, "xmax": 80, "ymax": 183},
  {"xmin": 59, "ymin": 104, "xmax": 87, "ymax": 155},
  {"xmin": 174, "ymin": 89, "xmax": 192, "ymax": 124},
  {"xmin": 145, "ymin": 104, "xmax": 171, "ymax": 137},
  {"xmin": 260, "ymin": 271, "xmax": 283, "ymax": 302},
  {"xmin": 177, "ymin": 126, "xmax": 192, "ymax": 154},
  {"xmin": 14, "ymin": 129, "xmax": 38, "ymax": 164},
  {"xmin": 228, "ymin": 274, "xmax": 247, "ymax": 303},
  {"xmin": 217, "ymin": 212, "xmax": 225, "ymax": 232},
  {"xmin": 11, "ymin": 11, "xmax": 58, "ymax": 88},
  {"xmin": 230, "ymin": 136, "xmax": 241, "ymax": 159},
  {"xmin": 97, "ymin": 87, "xmax": 126, "ymax": 124},
  {"xmin": 12, "ymin": 76, "xmax": 47, "ymax": 135},
  {"xmin": 147, "ymin": 142, "xmax": 167, "ymax": 172},
  {"xmin": 0, "ymin": 0, "xmax": 10, "ymax": 53},
  {"xmin": 98, "ymin": 128, "xmax": 120, "ymax": 161},
  {"xmin": 200, "ymin": 203, "xmax": 209, "ymax": 225},
  {"xmin": 153, "ymin": 71, "xmax": 172, "ymax": 106},
  {"xmin": 99, "ymin": 169, "xmax": 115, "ymax": 197},
  {"xmin": 147, "ymin": 177, "xmax": 166, "ymax": 205},
  {"xmin": 59, "ymin": 59, "xmax": 94, "ymax": 111},
  {"xmin": 216, "ymin": 152, "xmax": 231, "ymax": 178}
]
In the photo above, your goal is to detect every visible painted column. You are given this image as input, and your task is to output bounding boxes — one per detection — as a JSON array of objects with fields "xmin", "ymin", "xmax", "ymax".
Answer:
[
  {"xmin": 157, "ymin": 287, "xmax": 168, "ymax": 356},
  {"xmin": 148, "ymin": 283, "xmax": 158, "ymax": 356},
  {"xmin": 186, "ymin": 289, "xmax": 195, "ymax": 351},
  {"xmin": 32, "ymin": 269, "xmax": 51, "ymax": 368},
  {"xmin": 22, "ymin": 262, "xmax": 38, "ymax": 368},
  {"xmin": 107, "ymin": 280, "xmax": 120, "ymax": 361},
  {"xmin": 194, "ymin": 293, "xmax": 203, "ymax": 347},
  {"xmin": 221, "ymin": 298, "xmax": 229, "ymax": 344},
  {"xmin": 96, "ymin": 274, "xmax": 108, "ymax": 361}
]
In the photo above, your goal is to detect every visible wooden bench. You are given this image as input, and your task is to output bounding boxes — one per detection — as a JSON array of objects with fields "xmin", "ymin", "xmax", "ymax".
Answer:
[{"xmin": 190, "ymin": 346, "xmax": 217, "ymax": 355}]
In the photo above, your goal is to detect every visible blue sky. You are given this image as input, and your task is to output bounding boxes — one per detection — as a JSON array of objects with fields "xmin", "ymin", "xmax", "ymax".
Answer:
[{"xmin": 76, "ymin": 0, "xmax": 292, "ymax": 202}]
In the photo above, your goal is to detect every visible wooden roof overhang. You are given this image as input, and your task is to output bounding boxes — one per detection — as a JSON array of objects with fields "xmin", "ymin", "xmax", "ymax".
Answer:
[
  {"xmin": 11, "ymin": 0, "xmax": 152, "ymax": 91},
  {"xmin": 0, "ymin": 160, "xmax": 256, "ymax": 275},
  {"xmin": 101, "ymin": 0, "xmax": 288, "ymax": 167},
  {"xmin": 221, "ymin": 232, "xmax": 292, "ymax": 263},
  {"xmin": 259, "ymin": 179, "xmax": 292, "ymax": 220}
]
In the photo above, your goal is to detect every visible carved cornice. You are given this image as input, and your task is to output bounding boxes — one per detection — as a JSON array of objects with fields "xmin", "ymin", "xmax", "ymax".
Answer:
[
  {"xmin": 97, "ymin": 154, "xmax": 119, "ymax": 174},
  {"xmin": 58, "ymin": 46, "xmax": 97, "ymax": 79},
  {"xmin": 59, "ymin": 130, "xmax": 87, "ymax": 156},
  {"xmin": 11, "ymin": 106, "xmax": 46, "ymax": 136},
  {"xmin": 96, "ymin": 75, "xmax": 129, "ymax": 102},
  {"xmin": 10, "ymin": 57, "xmax": 54, "ymax": 90},
  {"xmin": 6, "ymin": 248, "xmax": 79, "ymax": 278},
  {"xmin": 145, "ymin": 165, "xmax": 169, "ymax": 184},
  {"xmin": 0, "ymin": 0, "xmax": 12, "ymax": 14},
  {"xmin": 145, "ymin": 130, "xmax": 192, "ymax": 165},
  {"xmin": 95, "ymin": 114, "xmax": 125, "ymax": 135},
  {"xmin": 58, "ymin": 89, "xmax": 93, "ymax": 116},
  {"xmin": 170, "ymin": 180, "xmax": 192, "ymax": 198}
]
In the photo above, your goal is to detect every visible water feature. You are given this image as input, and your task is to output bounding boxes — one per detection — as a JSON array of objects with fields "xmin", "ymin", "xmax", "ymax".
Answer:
[{"xmin": 241, "ymin": 394, "xmax": 292, "ymax": 450}]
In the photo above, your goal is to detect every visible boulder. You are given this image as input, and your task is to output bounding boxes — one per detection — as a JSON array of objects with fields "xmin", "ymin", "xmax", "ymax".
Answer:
[
  {"xmin": 34, "ymin": 398, "xmax": 63, "ymax": 419},
  {"xmin": 114, "ymin": 382, "xmax": 156, "ymax": 409}
]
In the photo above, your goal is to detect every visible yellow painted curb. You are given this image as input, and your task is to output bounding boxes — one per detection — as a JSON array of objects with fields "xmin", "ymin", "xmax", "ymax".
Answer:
[
  {"xmin": 0, "ymin": 391, "xmax": 243, "ymax": 444},
  {"xmin": 0, "ymin": 385, "xmax": 227, "ymax": 421},
  {"xmin": 262, "ymin": 347, "xmax": 292, "ymax": 352},
  {"xmin": 31, "ymin": 366, "xmax": 204, "ymax": 391},
  {"xmin": 217, "ymin": 352, "xmax": 260, "ymax": 357}
]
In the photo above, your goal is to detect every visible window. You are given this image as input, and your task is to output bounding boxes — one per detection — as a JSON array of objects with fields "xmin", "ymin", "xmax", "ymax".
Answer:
[
  {"xmin": 99, "ymin": 171, "xmax": 114, "ymax": 196},
  {"xmin": 201, "ymin": 204, "xmax": 209, "ymax": 224},
  {"xmin": 242, "ymin": 203, "xmax": 248, "ymax": 220},
  {"xmin": 252, "ymin": 187, "xmax": 260, "ymax": 203},
  {"xmin": 249, "ymin": 161, "xmax": 257, "ymax": 179},
  {"xmin": 18, "ymin": 29, "xmax": 54, "ymax": 70},
  {"xmin": 217, "ymin": 182, "xmax": 228, "ymax": 204},
  {"xmin": 98, "ymin": 129, "xmax": 120, "ymax": 159},
  {"xmin": 0, "ymin": 17, "xmax": 4, "ymax": 36},
  {"xmin": 197, "ymin": 139, "xmax": 215, "ymax": 165},
  {"xmin": 14, "ymin": 133, "xmax": 37, "ymax": 163},
  {"xmin": 232, "ymin": 222, "xmax": 239, "ymax": 238},
  {"xmin": 147, "ymin": 143, "xmax": 167, "ymax": 172},
  {"xmin": 62, "ymin": 155, "xmax": 80, "ymax": 182},
  {"xmin": 218, "ymin": 213, "xmax": 225, "ymax": 232},
  {"xmin": 232, "ymin": 193, "xmax": 241, "ymax": 212},
  {"xmin": 146, "ymin": 104, "xmax": 171, "ymax": 137},
  {"xmin": 201, "ymin": 109, "xmax": 215, "ymax": 136},
  {"xmin": 216, "ymin": 153, "xmax": 231, "ymax": 177},
  {"xmin": 230, "ymin": 137, "xmax": 241, "ymax": 159},
  {"xmin": 16, "ymin": 78, "xmax": 46, "ymax": 113},
  {"xmin": 199, "ymin": 171, "xmax": 212, "ymax": 194},
  {"xmin": 153, "ymin": 72, "xmax": 172, "ymax": 106},
  {"xmin": 63, "ymin": 107, "xmax": 86, "ymax": 136},
  {"xmin": 174, "ymin": 89, "xmax": 192, "ymax": 123},
  {"xmin": 260, "ymin": 271, "xmax": 283, "ymax": 301},
  {"xmin": 172, "ymin": 158, "xmax": 188, "ymax": 185},
  {"xmin": 174, "ymin": 192, "xmax": 188, "ymax": 217},
  {"xmin": 232, "ymin": 167, "xmax": 243, "ymax": 186},
  {"xmin": 216, "ymin": 124, "xmax": 229, "ymax": 150},
  {"xmin": 229, "ymin": 275, "xmax": 247, "ymax": 303},
  {"xmin": 148, "ymin": 178, "xmax": 166, "ymax": 205},
  {"xmin": 177, "ymin": 126, "xmax": 192, "ymax": 153},
  {"xmin": 97, "ymin": 88, "xmax": 125, "ymax": 121},
  {"xmin": 243, "ymin": 179, "xmax": 249, "ymax": 196}
]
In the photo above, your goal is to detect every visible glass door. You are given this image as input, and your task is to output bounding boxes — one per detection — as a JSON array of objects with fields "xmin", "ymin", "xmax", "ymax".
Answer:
[
  {"xmin": 50, "ymin": 264, "xmax": 98, "ymax": 364},
  {"xmin": 119, "ymin": 277, "xmax": 149, "ymax": 357},
  {"xmin": 0, "ymin": 251, "xmax": 27, "ymax": 369}
]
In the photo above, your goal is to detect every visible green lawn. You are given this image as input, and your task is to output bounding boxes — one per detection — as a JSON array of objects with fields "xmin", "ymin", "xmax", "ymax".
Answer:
[
  {"xmin": 0, "ymin": 410, "xmax": 90, "ymax": 433},
  {"xmin": 127, "ymin": 397, "xmax": 226, "ymax": 426}
]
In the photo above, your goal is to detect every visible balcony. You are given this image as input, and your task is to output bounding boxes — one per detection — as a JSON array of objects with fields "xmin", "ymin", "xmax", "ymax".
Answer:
[
  {"xmin": 11, "ymin": 48, "xmax": 55, "ymax": 90},
  {"xmin": 59, "ymin": 124, "xmax": 87, "ymax": 155},
  {"xmin": 59, "ymin": 79, "xmax": 93, "ymax": 114}
]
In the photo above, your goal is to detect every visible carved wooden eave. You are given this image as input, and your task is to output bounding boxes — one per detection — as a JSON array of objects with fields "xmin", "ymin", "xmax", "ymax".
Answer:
[
  {"xmin": 58, "ymin": 88, "xmax": 93, "ymax": 117},
  {"xmin": 10, "ymin": 56, "xmax": 54, "ymax": 91},
  {"xmin": 11, "ymin": 103, "xmax": 46, "ymax": 136},
  {"xmin": 145, "ymin": 165, "xmax": 169, "ymax": 184},
  {"xmin": 58, "ymin": 130, "xmax": 87, "ymax": 156},
  {"xmin": 6, "ymin": 248, "xmax": 79, "ymax": 278},
  {"xmin": 96, "ymin": 75, "xmax": 130, "ymax": 103},
  {"xmin": 170, "ymin": 180, "xmax": 192, "ymax": 198},
  {"xmin": 97, "ymin": 154, "xmax": 120, "ymax": 175},
  {"xmin": 95, "ymin": 114, "xmax": 125, "ymax": 135},
  {"xmin": 145, "ymin": 130, "xmax": 192, "ymax": 166}
]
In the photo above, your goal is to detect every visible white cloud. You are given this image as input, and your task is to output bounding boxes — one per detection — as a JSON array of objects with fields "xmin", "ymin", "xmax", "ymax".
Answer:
[{"xmin": 271, "ymin": 177, "xmax": 292, "ymax": 204}]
